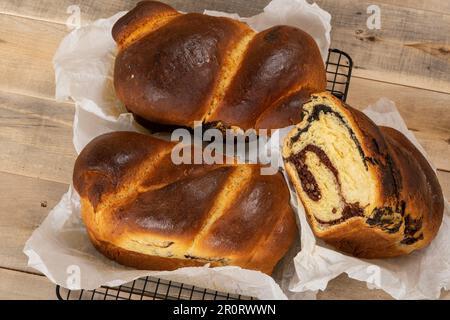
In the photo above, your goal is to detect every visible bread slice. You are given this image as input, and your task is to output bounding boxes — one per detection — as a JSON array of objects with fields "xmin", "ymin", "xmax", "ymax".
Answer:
[{"xmin": 282, "ymin": 92, "xmax": 443, "ymax": 258}]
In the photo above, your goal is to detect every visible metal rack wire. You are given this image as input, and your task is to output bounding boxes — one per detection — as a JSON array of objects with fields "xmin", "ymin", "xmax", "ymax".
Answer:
[
  {"xmin": 56, "ymin": 276, "xmax": 254, "ymax": 300},
  {"xmin": 56, "ymin": 48, "xmax": 353, "ymax": 301},
  {"xmin": 326, "ymin": 49, "xmax": 353, "ymax": 101}
]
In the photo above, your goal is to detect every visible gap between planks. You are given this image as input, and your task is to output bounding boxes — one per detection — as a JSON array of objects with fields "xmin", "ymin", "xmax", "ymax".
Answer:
[
  {"xmin": 351, "ymin": 75, "xmax": 450, "ymax": 96},
  {"xmin": 0, "ymin": 268, "xmax": 56, "ymax": 300},
  {"xmin": 374, "ymin": 0, "xmax": 450, "ymax": 17},
  {"xmin": 0, "ymin": 9, "xmax": 67, "ymax": 26}
]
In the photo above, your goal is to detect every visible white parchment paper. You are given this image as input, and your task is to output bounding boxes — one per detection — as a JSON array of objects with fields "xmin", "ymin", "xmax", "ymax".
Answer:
[{"xmin": 23, "ymin": 0, "xmax": 449, "ymax": 300}]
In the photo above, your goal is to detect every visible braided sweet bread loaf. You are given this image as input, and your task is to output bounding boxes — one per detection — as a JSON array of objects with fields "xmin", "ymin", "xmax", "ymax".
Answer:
[
  {"xmin": 283, "ymin": 92, "xmax": 444, "ymax": 258},
  {"xmin": 73, "ymin": 132, "xmax": 297, "ymax": 274},
  {"xmin": 113, "ymin": 1, "xmax": 326, "ymax": 131}
]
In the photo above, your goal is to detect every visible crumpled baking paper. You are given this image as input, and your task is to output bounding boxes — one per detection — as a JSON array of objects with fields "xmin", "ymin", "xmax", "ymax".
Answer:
[
  {"xmin": 23, "ymin": 0, "xmax": 449, "ymax": 300},
  {"xmin": 24, "ymin": 0, "xmax": 330, "ymax": 300}
]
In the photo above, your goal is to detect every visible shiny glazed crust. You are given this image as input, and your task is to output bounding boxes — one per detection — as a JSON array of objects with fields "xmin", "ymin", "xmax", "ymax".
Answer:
[
  {"xmin": 73, "ymin": 132, "xmax": 297, "ymax": 274},
  {"xmin": 112, "ymin": 1, "xmax": 326, "ymax": 130},
  {"xmin": 282, "ymin": 92, "xmax": 444, "ymax": 258}
]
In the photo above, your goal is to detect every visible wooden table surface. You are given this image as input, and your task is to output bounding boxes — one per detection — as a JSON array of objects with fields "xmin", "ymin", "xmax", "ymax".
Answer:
[{"xmin": 0, "ymin": 0, "xmax": 449, "ymax": 300}]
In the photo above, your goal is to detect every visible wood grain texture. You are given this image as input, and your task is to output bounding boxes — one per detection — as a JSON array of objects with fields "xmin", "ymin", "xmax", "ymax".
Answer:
[
  {"xmin": 0, "ymin": 269, "xmax": 56, "ymax": 300},
  {"xmin": 0, "ymin": 90, "xmax": 75, "ymax": 184},
  {"xmin": 348, "ymin": 78, "xmax": 450, "ymax": 136},
  {"xmin": 414, "ymin": 132, "xmax": 450, "ymax": 173},
  {"xmin": 0, "ymin": 13, "xmax": 67, "ymax": 99},
  {"xmin": 0, "ymin": 171, "xmax": 68, "ymax": 273},
  {"xmin": 438, "ymin": 171, "xmax": 450, "ymax": 200},
  {"xmin": 347, "ymin": 77, "xmax": 450, "ymax": 171},
  {"xmin": 0, "ymin": 269, "xmax": 448, "ymax": 300},
  {"xmin": 376, "ymin": 0, "xmax": 450, "ymax": 15},
  {"xmin": 319, "ymin": 274, "xmax": 450, "ymax": 300},
  {"xmin": 0, "ymin": 0, "xmax": 271, "ymax": 25},
  {"xmin": 315, "ymin": 0, "xmax": 450, "ymax": 93},
  {"xmin": 4, "ymin": 0, "xmax": 449, "ymax": 25}
]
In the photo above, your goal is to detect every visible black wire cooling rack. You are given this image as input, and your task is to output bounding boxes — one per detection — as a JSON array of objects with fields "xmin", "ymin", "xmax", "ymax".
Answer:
[
  {"xmin": 56, "ymin": 276, "xmax": 254, "ymax": 300},
  {"xmin": 56, "ymin": 48, "xmax": 353, "ymax": 301},
  {"xmin": 326, "ymin": 49, "xmax": 353, "ymax": 101}
]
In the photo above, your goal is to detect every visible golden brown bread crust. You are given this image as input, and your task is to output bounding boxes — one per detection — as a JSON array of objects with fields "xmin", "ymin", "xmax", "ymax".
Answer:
[
  {"xmin": 113, "ymin": 1, "xmax": 326, "ymax": 130},
  {"xmin": 207, "ymin": 26, "xmax": 326, "ymax": 130},
  {"xmin": 74, "ymin": 132, "xmax": 297, "ymax": 274},
  {"xmin": 88, "ymin": 231, "xmax": 209, "ymax": 271},
  {"xmin": 283, "ymin": 93, "xmax": 444, "ymax": 258},
  {"xmin": 112, "ymin": 1, "xmax": 180, "ymax": 48}
]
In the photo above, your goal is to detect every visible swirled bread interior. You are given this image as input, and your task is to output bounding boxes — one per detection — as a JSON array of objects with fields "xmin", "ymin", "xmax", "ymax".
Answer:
[{"xmin": 283, "ymin": 92, "xmax": 444, "ymax": 258}]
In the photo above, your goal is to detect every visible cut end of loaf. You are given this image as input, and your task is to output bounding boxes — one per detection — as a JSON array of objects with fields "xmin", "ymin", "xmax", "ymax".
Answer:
[
  {"xmin": 282, "ymin": 92, "xmax": 444, "ymax": 259},
  {"xmin": 283, "ymin": 93, "xmax": 378, "ymax": 230}
]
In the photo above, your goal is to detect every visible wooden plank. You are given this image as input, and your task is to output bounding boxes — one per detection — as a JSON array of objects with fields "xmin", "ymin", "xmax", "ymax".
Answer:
[
  {"xmin": 0, "ymin": 269, "xmax": 57, "ymax": 300},
  {"xmin": 0, "ymin": 0, "xmax": 271, "ymax": 25},
  {"xmin": 349, "ymin": 78, "xmax": 450, "ymax": 137},
  {"xmin": 0, "ymin": 266, "xmax": 448, "ymax": 300},
  {"xmin": 438, "ymin": 171, "xmax": 450, "ymax": 201},
  {"xmin": 376, "ymin": 0, "xmax": 450, "ymax": 15},
  {"xmin": 319, "ymin": 274, "xmax": 392, "ymax": 300},
  {"xmin": 0, "ymin": 13, "xmax": 67, "ymax": 99},
  {"xmin": 4, "ymin": 0, "xmax": 448, "ymax": 29},
  {"xmin": 347, "ymin": 77, "xmax": 450, "ymax": 171},
  {"xmin": 2, "ymin": 5, "xmax": 449, "ymax": 126},
  {"xmin": 6, "ymin": 0, "xmax": 447, "ymax": 26},
  {"xmin": 315, "ymin": 0, "xmax": 450, "ymax": 93},
  {"xmin": 319, "ymin": 274, "xmax": 450, "ymax": 300},
  {"xmin": 4, "ymin": 0, "xmax": 449, "ymax": 31},
  {"xmin": 0, "ymin": 0, "xmax": 267, "ymax": 100},
  {"xmin": 414, "ymin": 132, "xmax": 450, "ymax": 173},
  {"xmin": 0, "ymin": 90, "xmax": 76, "ymax": 184},
  {"xmin": 0, "ymin": 171, "xmax": 69, "ymax": 273}
]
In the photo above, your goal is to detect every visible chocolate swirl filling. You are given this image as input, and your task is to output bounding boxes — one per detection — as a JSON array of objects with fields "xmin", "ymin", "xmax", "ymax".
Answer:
[
  {"xmin": 289, "ymin": 104, "xmax": 367, "ymax": 168},
  {"xmin": 287, "ymin": 145, "xmax": 336, "ymax": 201},
  {"xmin": 287, "ymin": 144, "xmax": 364, "ymax": 225}
]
